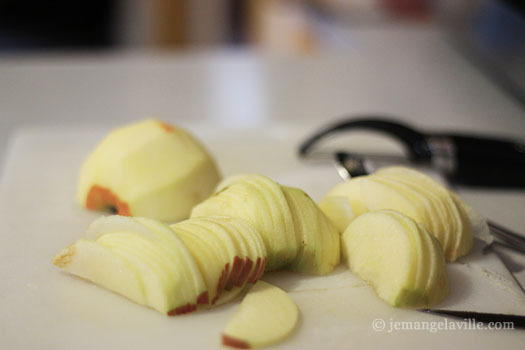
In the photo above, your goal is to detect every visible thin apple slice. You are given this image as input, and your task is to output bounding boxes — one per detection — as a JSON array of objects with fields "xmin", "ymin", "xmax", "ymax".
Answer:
[
  {"xmin": 448, "ymin": 192, "xmax": 474, "ymax": 261},
  {"xmin": 222, "ymin": 281, "xmax": 299, "ymax": 349},
  {"xmin": 55, "ymin": 215, "xmax": 208, "ymax": 315},
  {"xmin": 342, "ymin": 210, "xmax": 417, "ymax": 306},
  {"xmin": 375, "ymin": 166, "xmax": 471, "ymax": 260},
  {"xmin": 172, "ymin": 226, "xmax": 226, "ymax": 306},
  {"xmin": 360, "ymin": 176, "xmax": 424, "ymax": 223},
  {"xmin": 368, "ymin": 175, "xmax": 445, "ymax": 253},
  {"xmin": 385, "ymin": 210, "xmax": 429, "ymax": 301},
  {"xmin": 53, "ymin": 239, "xmax": 146, "ymax": 306},
  {"xmin": 95, "ymin": 232, "xmax": 179, "ymax": 314},
  {"xmin": 217, "ymin": 217, "xmax": 267, "ymax": 286},
  {"xmin": 418, "ymin": 222, "xmax": 450, "ymax": 305},
  {"xmin": 342, "ymin": 210, "xmax": 449, "ymax": 307},
  {"xmin": 282, "ymin": 186, "xmax": 340, "ymax": 275},
  {"xmin": 191, "ymin": 174, "xmax": 296, "ymax": 271},
  {"xmin": 117, "ymin": 216, "xmax": 208, "ymax": 306},
  {"xmin": 317, "ymin": 195, "xmax": 355, "ymax": 233},
  {"xmin": 374, "ymin": 171, "xmax": 451, "ymax": 245},
  {"xmin": 320, "ymin": 177, "xmax": 368, "ymax": 217}
]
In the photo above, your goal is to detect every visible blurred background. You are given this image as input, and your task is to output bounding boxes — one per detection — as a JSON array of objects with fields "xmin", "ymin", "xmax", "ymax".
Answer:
[{"xmin": 0, "ymin": 0, "xmax": 523, "ymax": 101}]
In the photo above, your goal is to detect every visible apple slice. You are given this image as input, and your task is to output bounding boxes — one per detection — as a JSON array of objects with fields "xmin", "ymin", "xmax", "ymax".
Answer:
[
  {"xmin": 319, "ymin": 178, "xmax": 368, "ymax": 217},
  {"xmin": 368, "ymin": 175, "xmax": 444, "ymax": 252},
  {"xmin": 375, "ymin": 166, "xmax": 472, "ymax": 260},
  {"xmin": 53, "ymin": 215, "xmax": 208, "ymax": 315},
  {"xmin": 282, "ymin": 186, "xmax": 340, "ymax": 274},
  {"xmin": 317, "ymin": 195, "xmax": 355, "ymax": 233},
  {"xmin": 53, "ymin": 239, "xmax": 146, "ymax": 306},
  {"xmin": 448, "ymin": 191, "xmax": 474, "ymax": 261},
  {"xmin": 360, "ymin": 176, "xmax": 424, "ymax": 223},
  {"xmin": 191, "ymin": 174, "xmax": 297, "ymax": 271},
  {"xmin": 342, "ymin": 210, "xmax": 449, "ymax": 307},
  {"xmin": 222, "ymin": 281, "xmax": 299, "ymax": 349},
  {"xmin": 77, "ymin": 119, "xmax": 221, "ymax": 221}
]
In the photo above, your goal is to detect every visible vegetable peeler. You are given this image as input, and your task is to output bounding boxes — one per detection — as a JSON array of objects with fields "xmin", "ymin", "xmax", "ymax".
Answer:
[{"xmin": 299, "ymin": 117, "xmax": 525, "ymax": 188}]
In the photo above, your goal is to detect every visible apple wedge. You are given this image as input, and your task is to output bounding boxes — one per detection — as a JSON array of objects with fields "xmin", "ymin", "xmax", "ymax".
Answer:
[
  {"xmin": 282, "ymin": 186, "xmax": 340, "ymax": 274},
  {"xmin": 222, "ymin": 280, "xmax": 299, "ymax": 349},
  {"xmin": 191, "ymin": 174, "xmax": 297, "ymax": 271},
  {"xmin": 342, "ymin": 210, "xmax": 448, "ymax": 307},
  {"xmin": 76, "ymin": 119, "xmax": 221, "ymax": 221}
]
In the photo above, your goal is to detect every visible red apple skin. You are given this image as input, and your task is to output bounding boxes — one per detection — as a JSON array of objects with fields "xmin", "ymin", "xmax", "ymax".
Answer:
[
  {"xmin": 222, "ymin": 334, "xmax": 250, "ymax": 349},
  {"xmin": 168, "ymin": 303, "xmax": 197, "ymax": 316},
  {"xmin": 235, "ymin": 257, "xmax": 253, "ymax": 287},
  {"xmin": 212, "ymin": 263, "xmax": 230, "ymax": 305},
  {"xmin": 86, "ymin": 185, "xmax": 131, "ymax": 216},
  {"xmin": 158, "ymin": 121, "xmax": 175, "ymax": 133},
  {"xmin": 226, "ymin": 256, "xmax": 244, "ymax": 290},
  {"xmin": 196, "ymin": 291, "xmax": 209, "ymax": 305}
]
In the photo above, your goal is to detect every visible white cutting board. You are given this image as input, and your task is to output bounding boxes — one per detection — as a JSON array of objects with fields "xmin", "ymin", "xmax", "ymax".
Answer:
[{"xmin": 1, "ymin": 125, "xmax": 525, "ymax": 349}]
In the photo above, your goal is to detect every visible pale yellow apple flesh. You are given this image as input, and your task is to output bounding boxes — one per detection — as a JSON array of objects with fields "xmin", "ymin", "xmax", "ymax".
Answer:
[
  {"xmin": 342, "ymin": 210, "xmax": 449, "ymax": 307},
  {"xmin": 77, "ymin": 119, "xmax": 221, "ymax": 221},
  {"xmin": 222, "ymin": 281, "xmax": 299, "ymax": 349},
  {"xmin": 321, "ymin": 166, "xmax": 474, "ymax": 261},
  {"xmin": 191, "ymin": 174, "xmax": 297, "ymax": 271},
  {"xmin": 191, "ymin": 174, "xmax": 341, "ymax": 274},
  {"xmin": 282, "ymin": 186, "xmax": 340, "ymax": 274},
  {"xmin": 54, "ymin": 216, "xmax": 209, "ymax": 315},
  {"xmin": 317, "ymin": 195, "xmax": 355, "ymax": 233}
]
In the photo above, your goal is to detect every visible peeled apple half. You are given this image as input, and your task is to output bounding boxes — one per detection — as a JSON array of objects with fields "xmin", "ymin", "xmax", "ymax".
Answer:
[{"xmin": 76, "ymin": 119, "xmax": 221, "ymax": 222}]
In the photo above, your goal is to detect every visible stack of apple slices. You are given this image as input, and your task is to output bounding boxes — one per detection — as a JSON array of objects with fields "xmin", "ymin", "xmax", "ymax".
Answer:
[
  {"xmin": 53, "ymin": 215, "xmax": 267, "ymax": 315},
  {"xmin": 171, "ymin": 216, "xmax": 267, "ymax": 306},
  {"xmin": 342, "ymin": 210, "xmax": 449, "ymax": 307},
  {"xmin": 320, "ymin": 166, "xmax": 474, "ymax": 261},
  {"xmin": 191, "ymin": 174, "xmax": 341, "ymax": 274}
]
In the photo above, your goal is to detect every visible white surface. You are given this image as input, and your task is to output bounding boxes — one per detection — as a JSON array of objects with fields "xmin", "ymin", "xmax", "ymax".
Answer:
[{"xmin": 1, "ymin": 126, "xmax": 525, "ymax": 349}]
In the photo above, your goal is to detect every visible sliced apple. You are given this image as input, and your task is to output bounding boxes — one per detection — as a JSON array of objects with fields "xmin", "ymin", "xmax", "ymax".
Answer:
[
  {"xmin": 317, "ymin": 195, "xmax": 355, "ymax": 233},
  {"xmin": 375, "ymin": 166, "xmax": 472, "ymax": 260},
  {"xmin": 222, "ymin": 280, "xmax": 299, "ymax": 349},
  {"xmin": 77, "ymin": 119, "xmax": 221, "ymax": 222},
  {"xmin": 53, "ymin": 239, "xmax": 146, "ymax": 306},
  {"xmin": 282, "ymin": 186, "xmax": 340, "ymax": 274},
  {"xmin": 448, "ymin": 191, "xmax": 474, "ymax": 260},
  {"xmin": 342, "ymin": 210, "xmax": 449, "ymax": 307},
  {"xmin": 191, "ymin": 174, "xmax": 297, "ymax": 271},
  {"xmin": 171, "ymin": 216, "xmax": 267, "ymax": 305},
  {"xmin": 53, "ymin": 215, "xmax": 208, "ymax": 315},
  {"xmin": 360, "ymin": 176, "xmax": 423, "ymax": 223},
  {"xmin": 368, "ymin": 175, "xmax": 444, "ymax": 252}
]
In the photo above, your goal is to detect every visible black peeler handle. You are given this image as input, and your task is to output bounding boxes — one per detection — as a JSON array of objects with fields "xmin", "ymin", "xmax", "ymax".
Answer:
[
  {"xmin": 299, "ymin": 117, "xmax": 525, "ymax": 188},
  {"xmin": 439, "ymin": 133, "xmax": 525, "ymax": 187}
]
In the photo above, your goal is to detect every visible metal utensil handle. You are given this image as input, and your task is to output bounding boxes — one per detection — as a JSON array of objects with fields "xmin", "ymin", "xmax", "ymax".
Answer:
[{"xmin": 488, "ymin": 220, "xmax": 525, "ymax": 253}]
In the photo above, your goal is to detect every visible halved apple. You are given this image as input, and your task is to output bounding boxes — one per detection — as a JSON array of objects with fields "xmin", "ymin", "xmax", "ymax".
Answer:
[
  {"xmin": 282, "ymin": 186, "xmax": 340, "ymax": 274},
  {"xmin": 342, "ymin": 210, "xmax": 448, "ymax": 307},
  {"xmin": 76, "ymin": 119, "xmax": 221, "ymax": 222},
  {"xmin": 191, "ymin": 174, "xmax": 297, "ymax": 271},
  {"xmin": 222, "ymin": 280, "xmax": 299, "ymax": 349}
]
